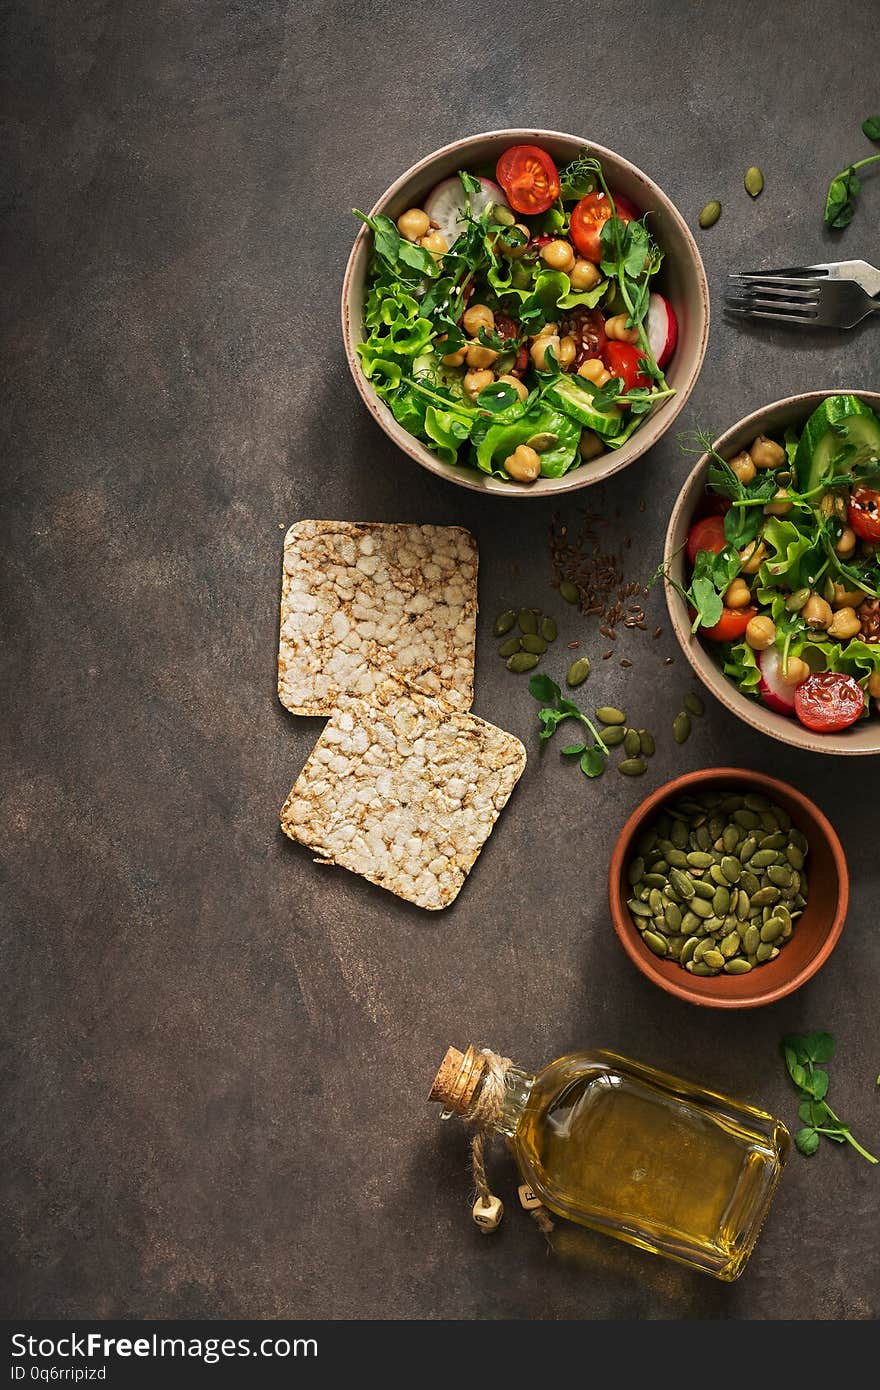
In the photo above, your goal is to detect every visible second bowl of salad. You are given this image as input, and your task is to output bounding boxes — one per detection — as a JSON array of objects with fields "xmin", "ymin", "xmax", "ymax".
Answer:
[
  {"xmin": 665, "ymin": 391, "xmax": 880, "ymax": 754},
  {"xmin": 342, "ymin": 130, "xmax": 709, "ymax": 495}
]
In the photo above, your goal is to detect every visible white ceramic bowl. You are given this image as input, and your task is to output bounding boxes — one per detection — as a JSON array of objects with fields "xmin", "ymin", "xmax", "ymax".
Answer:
[
  {"xmin": 665, "ymin": 390, "xmax": 880, "ymax": 755},
  {"xmin": 342, "ymin": 129, "xmax": 709, "ymax": 497}
]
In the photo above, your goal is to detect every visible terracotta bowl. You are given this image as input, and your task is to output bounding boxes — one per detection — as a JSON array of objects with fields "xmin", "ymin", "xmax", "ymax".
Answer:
[
  {"xmin": 665, "ymin": 389, "xmax": 880, "ymax": 755},
  {"xmin": 342, "ymin": 128, "xmax": 709, "ymax": 497},
  {"xmin": 608, "ymin": 769, "xmax": 848, "ymax": 1009}
]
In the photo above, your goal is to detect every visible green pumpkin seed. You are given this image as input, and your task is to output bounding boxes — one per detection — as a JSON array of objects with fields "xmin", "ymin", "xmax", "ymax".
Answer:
[
  {"xmin": 786, "ymin": 844, "xmax": 805, "ymax": 870},
  {"xmin": 708, "ymin": 863, "xmax": 728, "ymax": 887},
  {"xmin": 666, "ymin": 849, "xmax": 690, "ymax": 869},
  {"xmin": 687, "ymin": 961, "xmax": 713, "ymax": 976},
  {"xmin": 775, "ymin": 905, "xmax": 792, "ymax": 932},
  {"xmin": 750, "ymin": 885, "xmax": 780, "ymax": 908},
  {"xmin": 760, "ymin": 917, "xmax": 783, "ymax": 943},
  {"xmin": 665, "ymin": 936, "xmax": 686, "ymax": 959},
  {"xmin": 686, "ymin": 850, "xmax": 714, "ymax": 869},
  {"xmin": 744, "ymin": 925, "xmax": 760, "ymax": 955},
  {"xmin": 703, "ymin": 949, "xmax": 725, "ymax": 970},
  {"xmin": 743, "ymin": 793, "xmax": 770, "ymax": 812},
  {"xmin": 671, "ymin": 820, "xmax": 689, "ymax": 849},
  {"xmin": 750, "ymin": 849, "xmax": 779, "ymax": 869},
  {"xmin": 680, "ymin": 936, "xmax": 700, "ymax": 964},
  {"xmin": 627, "ymin": 856, "xmax": 645, "ymax": 886},
  {"xmin": 520, "ymin": 633, "xmax": 547, "ymax": 654},
  {"xmin": 693, "ymin": 880, "xmax": 716, "ymax": 901},
  {"xmin": 619, "ymin": 757, "xmax": 647, "ymax": 777},
  {"xmin": 643, "ymin": 930, "xmax": 668, "ymax": 957},
  {"xmin": 739, "ymin": 161, "xmax": 761, "ymax": 195},
  {"xmin": 681, "ymin": 910, "xmax": 701, "ymax": 934},
  {"xmin": 494, "ymin": 609, "xmax": 517, "ymax": 636},
  {"xmin": 712, "ymin": 886, "xmax": 730, "ymax": 915},
  {"xmin": 564, "ymin": 656, "xmax": 591, "ymax": 687},
  {"xmin": 628, "ymin": 899, "xmax": 654, "ymax": 918},
  {"xmin": 721, "ymin": 855, "xmax": 741, "ymax": 883},
  {"xmin": 736, "ymin": 891, "xmax": 750, "ymax": 921},
  {"xmin": 596, "ymin": 706, "xmax": 626, "ymax": 725},
  {"xmin": 672, "ymin": 711, "xmax": 691, "ymax": 743},
  {"xmin": 741, "ymin": 870, "xmax": 760, "ymax": 896},
  {"xmin": 699, "ymin": 200, "xmax": 721, "ymax": 228},
  {"xmin": 760, "ymin": 831, "xmax": 787, "ymax": 850},
  {"xmin": 724, "ymin": 958, "xmax": 753, "ymax": 974},
  {"xmin": 720, "ymin": 794, "xmax": 744, "ymax": 812},
  {"xmin": 639, "ymin": 732, "xmax": 656, "ymax": 757},
  {"xmin": 665, "ymin": 903, "xmax": 683, "ymax": 932},
  {"xmin": 643, "ymin": 872, "xmax": 666, "ymax": 888},
  {"xmin": 648, "ymin": 888, "xmax": 664, "ymax": 914},
  {"xmin": 755, "ymin": 941, "xmax": 776, "ymax": 962},
  {"xmin": 690, "ymin": 897, "xmax": 713, "ymax": 920},
  {"xmin": 722, "ymin": 825, "xmax": 740, "ymax": 853},
  {"xmin": 559, "ymin": 580, "xmax": 580, "ymax": 604},
  {"xmin": 767, "ymin": 864, "xmax": 792, "ymax": 888},
  {"xmin": 601, "ymin": 725, "xmax": 626, "ymax": 746},
  {"xmin": 790, "ymin": 829, "xmax": 808, "ymax": 853},
  {"xmin": 507, "ymin": 651, "xmax": 539, "ymax": 673},
  {"xmin": 517, "ymin": 608, "xmax": 538, "ymax": 635},
  {"xmin": 622, "ymin": 729, "xmax": 641, "ymax": 757},
  {"xmin": 670, "ymin": 868, "xmax": 695, "ymax": 899},
  {"xmin": 684, "ymin": 692, "xmax": 705, "ymax": 716},
  {"xmin": 720, "ymin": 932, "xmax": 741, "ymax": 958},
  {"xmin": 733, "ymin": 808, "xmax": 761, "ymax": 829},
  {"xmin": 738, "ymin": 836, "xmax": 757, "ymax": 863},
  {"xmin": 498, "ymin": 636, "xmax": 522, "ymax": 657},
  {"xmin": 491, "ymin": 205, "xmax": 517, "ymax": 226},
  {"xmin": 540, "ymin": 615, "xmax": 558, "ymax": 643},
  {"xmin": 786, "ymin": 587, "xmax": 811, "ymax": 613},
  {"xmin": 693, "ymin": 825, "xmax": 711, "ymax": 852}
]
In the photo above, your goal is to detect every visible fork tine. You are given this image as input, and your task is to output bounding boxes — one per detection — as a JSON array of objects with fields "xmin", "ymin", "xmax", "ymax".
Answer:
[
  {"xmin": 725, "ymin": 293, "xmax": 818, "ymax": 315},
  {"xmin": 725, "ymin": 304, "xmax": 820, "ymax": 325},
  {"xmin": 733, "ymin": 266, "xmax": 829, "ymax": 280},
  {"xmin": 728, "ymin": 277, "xmax": 821, "ymax": 299}
]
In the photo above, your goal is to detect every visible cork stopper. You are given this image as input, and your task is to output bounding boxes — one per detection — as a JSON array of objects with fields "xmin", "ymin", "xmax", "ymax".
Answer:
[{"xmin": 428, "ymin": 1045, "xmax": 486, "ymax": 1113}]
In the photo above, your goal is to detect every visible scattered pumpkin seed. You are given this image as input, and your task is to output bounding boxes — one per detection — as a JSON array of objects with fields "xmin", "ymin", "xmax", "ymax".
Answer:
[
  {"xmin": 494, "ymin": 609, "xmax": 517, "ymax": 636},
  {"xmin": 619, "ymin": 757, "xmax": 647, "ymax": 776},
  {"xmin": 744, "ymin": 165, "xmax": 764, "ymax": 197},
  {"xmin": 559, "ymin": 580, "xmax": 580, "ymax": 604},
  {"xmin": 724, "ymin": 958, "xmax": 752, "ymax": 974},
  {"xmin": 566, "ymin": 656, "xmax": 591, "ymax": 687},
  {"xmin": 672, "ymin": 711, "xmax": 691, "ymax": 743},
  {"xmin": 699, "ymin": 200, "xmax": 721, "ymax": 228},
  {"xmin": 541, "ymin": 615, "xmax": 558, "ymax": 643},
  {"xmin": 624, "ymin": 729, "xmax": 642, "ymax": 757},
  {"xmin": 786, "ymin": 587, "xmax": 811, "ymax": 613},
  {"xmin": 596, "ymin": 706, "xmax": 626, "ymax": 725},
  {"xmin": 639, "ymin": 731, "xmax": 656, "ymax": 757},
  {"xmin": 507, "ymin": 651, "xmax": 539, "ymax": 673},
  {"xmin": 498, "ymin": 636, "xmax": 522, "ymax": 657},
  {"xmin": 520, "ymin": 634, "xmax": 547, "ymax": 654},
  {"xmin": 517, "ymin": 608, "xmax": 538, "ymax": 635},
  {"xmin": 684, "ymin": 692, "xmax": 704, "ymax": 716},
  {"xmin": 601, "ymin": 725, "xmax": 626, "ymax": 746}
]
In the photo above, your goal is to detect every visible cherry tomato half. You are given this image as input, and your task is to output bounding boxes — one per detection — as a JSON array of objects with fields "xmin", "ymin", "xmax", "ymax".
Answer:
[
  {"xmin": 794, "ymin": 672, "xmax": 865, "ymax": 732},
  {"xmin": 848, "ymin": 486, "xmax": 880, "ymax": 542},
  {"xmin": 570, "ymin": 190, "xmax": 638, "ymax": 263},
  {"xmin": 699, "ymin": 606, "xmax": 756, "ymax": 642},
  {"xmin": 603, "ymin": 341, "xmax": 651, "ymax": 394},
  {"xmin": 495, "ymin": 145, "xmax": 560, "ymax": 215},
  {"xmin": 686, "ymin": 515, "xmax": 728, "ymax": 566}
]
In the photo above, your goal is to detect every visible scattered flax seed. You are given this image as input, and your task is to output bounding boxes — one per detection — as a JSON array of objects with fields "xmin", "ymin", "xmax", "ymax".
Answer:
[
  {"xmin": 603, "ymin": 650, "xmax": 613, "ymax": 659},
  {"xmin": 620, "ymin": 659, "xmax": 633, "ymax": 668},
  {"xmin": 653, "ymin": 626, "xmax": 663, "ymax": 639},
  {"xmin": 664, "ymin": 656, "xmax": 675, "ymax": 665},
  {"xmin": 638, "ymin": 500, "xmax": 647, "ymax": 512},
  {"xmin": 567, "ymin": 640, "xmax": 580, "ymax": 649}
]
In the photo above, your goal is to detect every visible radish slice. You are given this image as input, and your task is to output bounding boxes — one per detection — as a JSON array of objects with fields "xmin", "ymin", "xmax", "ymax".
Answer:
[
  {"xmin": 423, "ymin": 176, "xmax": 511, "ymax": 250},
  {"xmin": 646, "ymin": 292, "xmax": 678, "ymax": 369},
  {"xmin": 757, "ymin": 646, "xmax": 799, "ymax": 715}
]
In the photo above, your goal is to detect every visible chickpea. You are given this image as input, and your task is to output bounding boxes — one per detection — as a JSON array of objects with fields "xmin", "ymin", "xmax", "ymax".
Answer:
[
  {"xmin": 577, "ymin": 357, "xmax": 612, "ymax": 387},
  {"xmin": 441, "ymin": 347, "xmax": 467, "ymax": 367},
  {"xmin": 463, "ymin": 368, "xmax": 495, "ymax": 400},
  {"xmin": 832, "ymin": 583, "xmax": 866, "ymax": 609},
  {"xmin": 504, "ymin": 444, "xmax": 541, "ymax": 483},
  {"xmin": 725, "ymin": 578, "xmax": 752, "ymax": 609},
  {"xmin": 530, "ymin": 334, "xmax": 561, "ymax": 371},
  {"xmin": 570, "ymin": 259, "xmax": 602, "ymax": 291},
  {"xmin": 802, "ymin": 593, "xmax": 833, "ymax": 629},
  {"xmin": 745, "ymin": 615, "xmax": 776, "ymax": 650},
  {"xmin": 557, "ymin": 335, "xmax": 577, "ymax": 370},
  {"xmin": 826, "ymin": 605, "xmax": 861, "ymax": 640},
  {"xmin": 396, "ymin": 208, "xmax": 430, "ymax": 241},
  {"xmin": 541, "ymin": 239, "xmax": 576, "ymax": 273},
  {"xmin": 729, "ymin": 451, "xmax": 756, "ymax": 485},
  {"xmin": 835, "ymin": 525, "xmax": 857, "ymax": 558},
  {"xmin": 739, "ymin": 538, "xmax": 767, "ymax": 574},
  {"xmin": 420, "ymin": 230, "xmax": 448, "ymax": 260},
  {"xmin": 780, "ymin": 656, "xmax": 811, "ymax": 686},
  {"xmin": 462, "ymin": 303, "xmax": 494, "ymax": 336},
  {"xmin": 604, "ymin": 313, "xmax": 640, "ymax": 344},
  {"xmin": 578, "ymin": 429, "xmax": 605, "ymax": 461},
  {"xmin": 497, "ymin": 373, "xmax": 528, "ymax": 403},
  {"xmin": 868, "ymin": 670, "xmax": 880, "ymax": 699},
  {"xmin": 465, "ymin": 342, "xmax": 498, "ymax": 369},
  {"xmin": 535, "ymin": 321, "xmax": 558, "ymax": 338},
  {"xmin": 764, "ymin": 488, "xmax": 793, "ymax": 517},
  {"xmin": 749, "ymin": 435, "xmax": 786, "ymax": 469},
  {"xmin": 505, "ymin": 224, "xmax": 531, "ymax": 259}
]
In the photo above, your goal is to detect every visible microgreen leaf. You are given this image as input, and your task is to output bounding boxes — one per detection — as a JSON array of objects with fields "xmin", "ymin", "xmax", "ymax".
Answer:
[
  {"xmin": 580, "ymin": 746, "xmax": 606, "ymax": 778},
  {"xmin": 862, "ymin": 115, "xmax": 880, "ymax": 141},
  {"xmin": 804, "ymin": 1032, "xmax": 835, "ymax": 1064},
  {"xmin": 795, "ymin": 1128, "xmax": 821, "ymax": 1157},
  {"xmin": 529, "ymin": 673, "xmax": 561, "ymax": 704},
  {"xmin": 780, "ymin": 1032, "xmax": 878, "ymax": 1165},
  {"xmin": 561, "ymin": 743, "xmax": 587, "ymax": 756}
]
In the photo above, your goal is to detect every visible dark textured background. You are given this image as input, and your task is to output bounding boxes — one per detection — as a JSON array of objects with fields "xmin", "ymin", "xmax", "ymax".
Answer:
[{"xmin": 2, "ymin": 0, "xmax": 878, "ymax": 1321}]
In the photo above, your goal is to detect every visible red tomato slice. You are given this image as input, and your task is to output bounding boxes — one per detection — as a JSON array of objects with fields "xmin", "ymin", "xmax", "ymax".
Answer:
[
  {"xmin": 570, "ymin": 190, "xmax": 637, "ymax": 263},
  {"xmin": 603, "ymin": 341, "xmax": 651, "ymax": 394},
  {"xmin": 848, "ymin": 486, "xmax": 880, "ymax": 542},
  {"xmin": 699, "ymin": 606, "xmax": 756, "ymax": 642},
  {"xmin": 794, "ymin": 672, "xmax": 865, "ymax": 732},
  {"xmin": 495, "ymin": 145, "xmax": 560, "ymax": 215},
  {"xmin": 686, "ymin": 515, "xmax": 728, "ymax": 565}
]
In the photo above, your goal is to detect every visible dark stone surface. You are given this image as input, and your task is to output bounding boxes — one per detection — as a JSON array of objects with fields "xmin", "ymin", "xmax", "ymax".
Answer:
[{"xmin": 3, "ymin": 0, "xmax": 878, "ymax": 1321}]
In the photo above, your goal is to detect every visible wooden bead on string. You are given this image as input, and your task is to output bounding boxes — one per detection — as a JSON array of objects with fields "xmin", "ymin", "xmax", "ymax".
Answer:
[
  {"xmin": 472, "ymin": 1193, "xmax": 503, "ymax": 1233},
  {"xmin": 517, "ymin": 1183, "xmax": 542, "ymax": 1211}
]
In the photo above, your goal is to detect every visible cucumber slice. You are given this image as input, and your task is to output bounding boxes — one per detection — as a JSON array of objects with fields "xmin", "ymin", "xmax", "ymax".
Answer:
[
  {"xmin": 546, "ymin": 377, "xmax": 624, "ymax": 438},
  {"xmin": 795, "ymin": 395, "xmax": 880, "ymax": 493}
]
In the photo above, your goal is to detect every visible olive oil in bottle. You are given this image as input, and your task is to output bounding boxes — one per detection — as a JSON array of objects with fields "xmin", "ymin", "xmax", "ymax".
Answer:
[{"xmin": 430, "ymin": 1046, "xmax": 789, "ymax": 1281}]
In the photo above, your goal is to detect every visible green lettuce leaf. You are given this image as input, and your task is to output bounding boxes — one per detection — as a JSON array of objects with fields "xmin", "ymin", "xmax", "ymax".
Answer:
[
  {"xmin": 720, "ymin": 640, "xmax": 762, "ymax": 698},
  {"xmin": 476, "ymin": 404, "xmax": 580, "ymax": 478}
]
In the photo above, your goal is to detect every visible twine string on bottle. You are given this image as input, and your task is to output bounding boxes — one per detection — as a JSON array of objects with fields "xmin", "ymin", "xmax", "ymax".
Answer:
[{"xmin": 463, "ymin": 1047, "xmax": 554, "ymax": 1238}]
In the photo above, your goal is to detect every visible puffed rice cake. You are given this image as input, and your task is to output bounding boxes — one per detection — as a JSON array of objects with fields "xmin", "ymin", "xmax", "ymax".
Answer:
[
  {"xmin": 278, "ymin": 521, "xmax": 477, "ymax": 716},
  {"xmin": 280, "ymin": 676, "xmax": 526, "ymax": 910}
]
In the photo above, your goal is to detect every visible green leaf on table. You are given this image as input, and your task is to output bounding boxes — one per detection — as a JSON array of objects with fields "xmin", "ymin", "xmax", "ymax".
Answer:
[
  {"xmin": 561, "ymin": 743, "xmax": 587, "ymax": 756},
  {"xmin": 804, "ymin": 1032, "xmax": 835, "ymax": 1063},
  {"xmin": 862, "ymin": 115, "xmax": 880, "ymax": 140},
  {"xmin": 799, "ymin": 1099, "xmax": 829, "ymax": 1127},
  {"xmin": 795, "ymin": 1128, "xmax": 821, "ymax": 1157},
  {"xmin": 530, "ymin": 673, "xmax": 561, "ymax": 704},
  {"xmin": 580, "ymin": 747, "xmax": 606, "ymax": 778},
  {"xmin": 808, "ymin": 1069, "xmax": 830, "ymax": 1101}
]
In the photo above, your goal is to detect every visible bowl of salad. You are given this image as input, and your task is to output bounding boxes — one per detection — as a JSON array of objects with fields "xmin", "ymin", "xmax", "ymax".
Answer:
[
  {"xmin": 665, "ymin": 391, "xmax": 880, "ymax": 753},
  {"xmin": 342, "ymin": 130, "xmax": 709, "ymax": 494}
]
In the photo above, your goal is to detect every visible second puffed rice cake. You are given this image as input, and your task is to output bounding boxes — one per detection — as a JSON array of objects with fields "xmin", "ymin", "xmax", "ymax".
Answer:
[
  {"xmin": 278, "ymin": 521, "xmax": 477, "ymax": 715},
  {"xmin": 280, "ymin": 676, "xmax": 526, "ymax": 910}
]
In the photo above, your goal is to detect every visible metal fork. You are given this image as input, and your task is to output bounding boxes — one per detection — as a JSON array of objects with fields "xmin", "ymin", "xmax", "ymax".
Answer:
[
  {"xmin": 733, "ymin": 259, "xmax": 880, "ymax": 297},
  {"xmin": 726, "ymin": 275, "xmax": 880, "ymax": 328}
]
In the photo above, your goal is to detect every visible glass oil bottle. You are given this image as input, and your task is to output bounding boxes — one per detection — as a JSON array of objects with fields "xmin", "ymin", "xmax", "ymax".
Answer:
[{"xmin": 430, "ymin": 1045, "xmax": 789, "ymax": 1281}]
